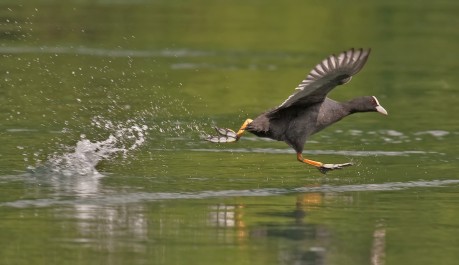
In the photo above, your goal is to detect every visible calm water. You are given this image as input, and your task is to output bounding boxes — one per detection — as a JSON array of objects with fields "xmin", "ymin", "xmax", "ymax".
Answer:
[{"xmin": 1, "ymin": 1, "xmax": 459, "ymax": 264}]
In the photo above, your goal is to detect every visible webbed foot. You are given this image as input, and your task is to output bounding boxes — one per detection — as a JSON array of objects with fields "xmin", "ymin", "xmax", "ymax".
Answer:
[
  {"xmin": 318, "ymin": 162, "xmax": 353, "ymax": 174},
  {"xmin": 205, "ymin": 127, "xmax": 238, "ymax": 143},
  {"xmin": 205, "ymin": 119, "xmax": 253, "ymax": 143}
]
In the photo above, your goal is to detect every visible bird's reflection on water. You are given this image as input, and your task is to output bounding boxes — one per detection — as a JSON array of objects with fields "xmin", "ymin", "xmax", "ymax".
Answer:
[{"xmin": 207, "ymin": 186, "xmax": 386, "ymax": 265}]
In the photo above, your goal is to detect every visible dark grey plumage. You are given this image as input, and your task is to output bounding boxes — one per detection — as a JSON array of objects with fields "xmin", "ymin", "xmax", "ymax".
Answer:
[
  {"xmin": 244, "ymin": 48, "xmax": 387, "ymax": 154},
  {"xmin": 246, "ymin": 96, "xmax": 384, "ymax": 153},
  {"xmin": 206, "ymin": 48, "xmax": 387, "ymax": 173}
]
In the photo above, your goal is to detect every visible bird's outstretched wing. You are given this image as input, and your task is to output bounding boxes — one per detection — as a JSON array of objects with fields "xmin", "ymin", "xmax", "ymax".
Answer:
[{"xmin": 273, "ymin": 48, "xmax": 371, "ymax": 111}]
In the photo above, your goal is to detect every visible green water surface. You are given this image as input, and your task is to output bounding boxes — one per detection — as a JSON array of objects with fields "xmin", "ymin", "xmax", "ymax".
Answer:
[{"xmin": 1, "ymin": 1, "xmax": 458, "ymax": 265}]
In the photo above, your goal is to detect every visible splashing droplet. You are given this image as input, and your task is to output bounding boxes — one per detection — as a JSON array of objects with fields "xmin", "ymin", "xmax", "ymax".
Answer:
[{"xmin": 43, "ymin": 116, "xmax": 150, "ymax": 176}]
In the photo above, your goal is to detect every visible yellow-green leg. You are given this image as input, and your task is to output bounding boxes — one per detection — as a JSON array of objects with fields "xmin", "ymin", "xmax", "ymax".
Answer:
[
  {"xmin": 235, "ymin": 119, "xmax": 253, "ymax": 139},
  {"xmin": 297, "ymin": 153, "xmax": 353, "ymax": 174}
]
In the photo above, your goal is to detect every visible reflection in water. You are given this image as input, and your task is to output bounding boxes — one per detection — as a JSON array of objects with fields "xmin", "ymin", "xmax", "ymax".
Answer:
[
  {"xmin": 207, "ymin": 196, "xmax": 328, "ymax": 264},
  {"xmin": 282, "ymin": 192, "xmax": 327, "ymax": 265},
  {"xmin": 204, "ymin": 189, "xmax": 388, "ymax": 265},
  {"xmin": 297, "ymin": 192, "xmax": 323, "ymax": 212},
  {"xmin": 68, "ymin": 204, "xmax": 148, "ymax": 253},
  {"xmin": 4, "ymin": 179, "xmax": 459, "ymax": 208},
  {"xmin": 22, "ymin": 112, "xmax": 151, "ymax": 253},
  {"xmin": 209, "ymin": 204, "xmax": 244, "ymax": 228},
  {"xmin": 49, "ymin": 174, "xmax": 102, "ymax": 197},
  {"xmin": 371, "ymin": 223, "xmax": 386, "ymax": 265},
  {"xmin": 208, "ymin": 204, "xmax": 247, "ymax": 242},
  {"xmin": 245, "ymin": 190, "xmax": 330, "ymax": 265},
  {"xmin": 34, "ymin": 167, "xmax": 149, "ymax": 254}
]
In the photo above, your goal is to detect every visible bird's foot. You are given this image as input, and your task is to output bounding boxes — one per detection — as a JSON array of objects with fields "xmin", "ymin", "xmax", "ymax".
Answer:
[
  {"xmin": 205, "ymin": 127, "xmax": 238, "ymax": 143},
  {"xmin": 318, "ymin": 162, "xmax": 353, "ymax": 174}
]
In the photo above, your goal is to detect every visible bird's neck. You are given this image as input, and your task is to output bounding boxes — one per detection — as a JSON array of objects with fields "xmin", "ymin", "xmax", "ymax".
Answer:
[{"xmin": 344, "ymin": 97, "xmax": 372, "ymax": 114}]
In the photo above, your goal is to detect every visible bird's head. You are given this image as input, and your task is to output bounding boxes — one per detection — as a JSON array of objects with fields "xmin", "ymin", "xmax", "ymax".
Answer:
[
  {"xmin": 348, "ymin": 96, "xmax": 388, "ymax": 115},
  {"xmin": 371, "ymin": 96, "xmax": 388, "ymax": 115}
]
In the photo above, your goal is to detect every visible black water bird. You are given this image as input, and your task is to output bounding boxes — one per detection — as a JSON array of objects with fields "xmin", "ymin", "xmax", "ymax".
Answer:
[{"xmin": 206, "ymin": 48, "xmax": 387, "ymax": 173}]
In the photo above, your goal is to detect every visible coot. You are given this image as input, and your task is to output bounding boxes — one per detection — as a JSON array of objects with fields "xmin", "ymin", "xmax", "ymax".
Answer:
[{"xmin": 206, "ymin": 48, "xmax": 387, "ymax": 173}]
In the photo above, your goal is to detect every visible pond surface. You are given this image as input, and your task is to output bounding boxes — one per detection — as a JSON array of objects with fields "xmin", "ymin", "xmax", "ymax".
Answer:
[{"xmin": 1, "ymin": 1, "xmax": 459, "ymax": 264}]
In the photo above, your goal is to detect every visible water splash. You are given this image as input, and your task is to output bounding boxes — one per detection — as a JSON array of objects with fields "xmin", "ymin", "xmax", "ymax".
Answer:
[
  {"xmin": 21, "ymin": 84, "xmax": 209, "ymax": 178},
  {"xmin": 41, "ymin": 116, "xmax": 149, "ymax": 176}
]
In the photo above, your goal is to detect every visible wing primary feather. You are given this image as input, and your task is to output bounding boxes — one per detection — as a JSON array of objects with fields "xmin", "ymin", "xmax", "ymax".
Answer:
[
  {"xmin": 340, "ymin": 50, "xmax": 349, "ymax": 66},
  {"xmin": 315, "ymin": 64, "xmax": 325, "ymax": 75},
  {"xmin": 320, "ymin": 59, "xmax": 329, "ymax": 72},
  {"xmin": 275, "ymin": 48, "xmax": 371, "ymax": 110},
  {"xmin": 333, "ymin": 54, "xmax": 340, "ymax": 68},
  {"xmin": 345, "ymin": 48, "xmax": 354, "ymax": 65},
  {"xmin": 339, "ymin": 49, "xmax": 350, "ymax": 67},
  {"xmin": 352, "ymin": 48, "xmax": 362, "ymax": 63},
  {"xmin": 327, "ymin": 55, "xmax": 335, "ymax": 69},
  {"xmin": 309, "ymin": 70, "xmax": 321, "ymax": 78},
  {"xmin": 337, "ymin": 52, "xmax": 345, "ymax": 67},
  {"xmin": 351, "ymin": 49, "xmax": 370, "ymax": 74}
]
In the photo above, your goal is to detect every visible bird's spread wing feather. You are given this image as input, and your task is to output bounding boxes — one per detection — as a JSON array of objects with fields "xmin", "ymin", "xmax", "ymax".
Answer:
[{"xmin": 273, "ymin": 48, "xmax": 371, "ymax": 111}]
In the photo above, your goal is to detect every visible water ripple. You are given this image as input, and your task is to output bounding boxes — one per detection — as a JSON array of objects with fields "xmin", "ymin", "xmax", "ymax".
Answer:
[
  {"xmin": 2, "ymin": 179, "xmax": 459, "ymax": 208},
  {"xmin": 0, "ymin": 46, "xmax": 213, "ymax": 58},
  {"xmin": 190, "ymin": 148, "xmax": 438, "ymax": 156}
]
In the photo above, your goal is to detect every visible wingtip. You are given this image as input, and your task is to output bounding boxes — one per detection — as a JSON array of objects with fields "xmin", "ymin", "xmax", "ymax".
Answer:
[
  {"xmin": 358, "ymin": 48, "xmax": 372, "ymax": 58},
  {"xmin": 362, "ymin": 47, "xmax": 371, "ymax": 56},
  {"xmin": 346, "ymin": 47, "xmax": 371, "ymax": 54}
]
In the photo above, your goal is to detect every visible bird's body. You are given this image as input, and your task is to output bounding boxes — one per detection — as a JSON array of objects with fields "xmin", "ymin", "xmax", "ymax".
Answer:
[
  {"xmin": 247, "ymin": 96, "xmax": 380, "ymax": 153},
  {"xmin": 206, "ymin": 48, "xmax": 387, "ymax": 173}
]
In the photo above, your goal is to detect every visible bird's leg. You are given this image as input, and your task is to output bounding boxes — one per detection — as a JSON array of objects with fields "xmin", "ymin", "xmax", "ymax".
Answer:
[
  {"xmin": 296, "ymin": 153, "xmax": 353, "ymax": 174},
  {"xmin": 235, "ymin": 118, "xmax": 253, "ymax": 139},
  {"xmin": 205, "ymin": 119, "xmax": 253, "ymax": 143}
]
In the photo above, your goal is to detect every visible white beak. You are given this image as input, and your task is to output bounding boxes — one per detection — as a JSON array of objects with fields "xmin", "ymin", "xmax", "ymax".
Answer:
[
  {"xmin": 372, "ymin": 96, "xmax": 388, "ymax": 115},
  {"xmin": 376, "ymin": 105, "xmax": 388, "ymax": 115}
]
